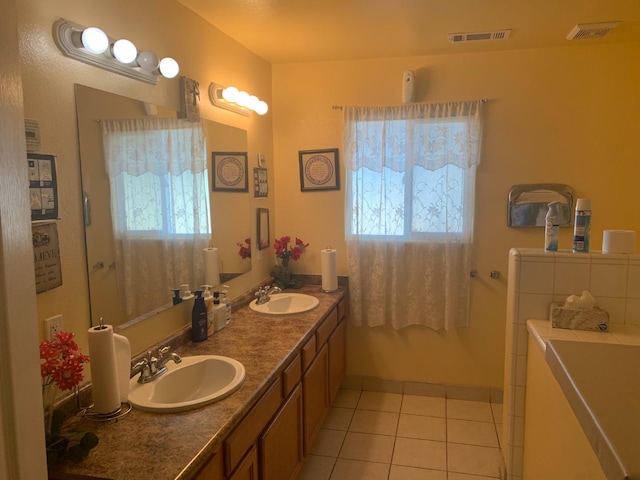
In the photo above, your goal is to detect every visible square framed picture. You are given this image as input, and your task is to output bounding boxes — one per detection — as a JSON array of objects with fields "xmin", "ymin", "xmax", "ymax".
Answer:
[
  {"xmin": 298, "ymin": 148, "xmax": 340, "ymax": 192},
  {"xmin": 257, "ymin": 208, "xmax": 270, "ymax": 250},
  {"xmin": 212, "ymin": 152, "xmax": 248, "ymax": 192}
]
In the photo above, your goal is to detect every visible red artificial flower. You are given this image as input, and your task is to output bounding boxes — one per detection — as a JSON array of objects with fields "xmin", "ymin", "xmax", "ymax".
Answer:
[
  {"xmin": 273, "ymin": 235, "xmax": 308, "ymax": 261},
  {"xmin": 237, "ymin": 238, "xmax": 251, "ymax": 259},
  {"xmin": 40, "ymin": 331, "xmax": 90, "ymax": 391}
]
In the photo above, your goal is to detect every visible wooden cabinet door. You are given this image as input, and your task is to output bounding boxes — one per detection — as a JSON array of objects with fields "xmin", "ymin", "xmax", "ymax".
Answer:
[
  {"xmin": 193, "ymin": 447, "xmax": 224, "ymax": 479},
  {"xmin": 328, "ymin": 318, "xmax": 346, "ymax": 404},
  {"xmin": 260, "ymin": 385, "xmax": 303, "ymax": 480},
  {"xmin": 228, "ymin": 447, "xmax": 258, "ymax": 480},
  {"xmin": 302, "ymin": 344, "xmax": 329, "ymax": 454}
]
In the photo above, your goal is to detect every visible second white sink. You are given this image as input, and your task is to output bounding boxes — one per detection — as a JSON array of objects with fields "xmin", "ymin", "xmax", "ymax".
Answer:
[{"xmin": 249, "ymin": 293, "xmax": 319, "ymax": 315}]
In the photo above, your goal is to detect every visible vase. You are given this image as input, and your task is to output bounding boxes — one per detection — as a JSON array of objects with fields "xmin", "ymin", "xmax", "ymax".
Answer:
[{"xmin": 42, "ymin": 383, "xmax": 58, "ymax": 437}]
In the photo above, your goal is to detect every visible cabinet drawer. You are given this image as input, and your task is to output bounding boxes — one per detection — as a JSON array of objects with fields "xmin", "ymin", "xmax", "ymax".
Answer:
[
  {"xmin": 302, "ymin": 335, "xmax": 317, "ymax": 371},
  {"xmin": 282, "ymin": 354, "xmax": 302, "ymax": 398},
  {"xmin": 316, "ymin": 307, "xmax": 338, "ymax": 347},
  {"xmin": 224, "ymin": 378, "xmax": 283, "ymax": 476}
]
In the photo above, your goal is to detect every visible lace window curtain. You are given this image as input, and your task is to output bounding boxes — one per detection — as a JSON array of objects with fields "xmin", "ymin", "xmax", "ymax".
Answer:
[
  {"xmin": 101, "ymin": 117, "xmax": 210, "ymax": 318},
  {"xmin": 343, "ymin": 101, "xmax": 483, "ymax": 330}
]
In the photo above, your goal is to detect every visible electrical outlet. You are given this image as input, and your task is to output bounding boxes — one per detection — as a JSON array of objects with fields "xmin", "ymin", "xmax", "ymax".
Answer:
[{"xmin": 44, "ymin": 314, "xmax": 63, "ymax": 340}]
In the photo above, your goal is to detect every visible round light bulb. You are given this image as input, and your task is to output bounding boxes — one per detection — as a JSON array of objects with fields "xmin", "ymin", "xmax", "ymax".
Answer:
[
  {"xmin": 112, "ymin": 39, "xmax": 137, "ymax": 64},
  {"xmin": 236, "ymin": 91, "xmax": 250, "ymax": 107},
  {"xmin": 247, "ymin": 95, "xmax": 260, "ymax": 111},
  {"xmin": 81, "ymin": 27, "xmax": 109, "ymax": 54},
  {"xmin": 158, "ymin": 57, "xmax": 179, "ymax": 79},
  {"xmin": 255, "ymin": 100, "xmax": 269, "ymax": 115},
  {"xmin": 222, "ymin": 86, "xmax": 239, "ymax": 103},
  {"xmin": 136, "ymin": 50, "xmax": 159, "ymax": 71}
]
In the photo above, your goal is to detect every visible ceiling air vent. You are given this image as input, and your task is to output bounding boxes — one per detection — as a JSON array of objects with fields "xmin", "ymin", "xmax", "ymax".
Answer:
[
  {"xmin": 448, "ymin": 29, "xmax": 512, "ymax": 44},
  {"xmin": 567, "ymin": 21, "xmax": 621, "ymax": 40}
]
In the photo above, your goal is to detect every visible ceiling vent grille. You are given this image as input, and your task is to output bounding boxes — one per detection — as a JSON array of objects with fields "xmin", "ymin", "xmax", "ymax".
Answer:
[
  {"xmin": 448, "ymin": 29, "xmax": 512, "ymax": 43},
  {"xmin": 567, "ymin": 21, "xmax": 621, "ymax": 40}
]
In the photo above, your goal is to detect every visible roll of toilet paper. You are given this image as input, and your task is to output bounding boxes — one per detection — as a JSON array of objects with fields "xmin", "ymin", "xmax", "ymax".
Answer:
[
  {"xmin": 113, "ymin": 333, "xmax": 131, "ymax": 403},
  {"xmin": 204, "ymin": 247, "xmax": 220, "ymax": 287},
  {"xmin": 602, "ymin": 230, "xmax": 636, "ymax": 254},
  {"xmin": 321, "ymin": 248, "xmax": 338, "ymax": 292},
  {"xmin": 87, "ymin": 324, "xmax": 121, "ymax": 414}
]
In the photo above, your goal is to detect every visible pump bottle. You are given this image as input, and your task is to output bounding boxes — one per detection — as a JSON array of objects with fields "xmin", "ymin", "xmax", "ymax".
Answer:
[
  {"xmin": 212, "ymin": 292, "xmax": 227, "ymax": 332},
  {"xmin": 191, "ymin": 290, "xmax": 208, "ymax": 342},
  {"xmin": 201, "ymin": 285, "xmax": 215, "ymax": 336},
  {"xmin": 221, "ymin": 285, "xmax": 232, "ymax": 324}
]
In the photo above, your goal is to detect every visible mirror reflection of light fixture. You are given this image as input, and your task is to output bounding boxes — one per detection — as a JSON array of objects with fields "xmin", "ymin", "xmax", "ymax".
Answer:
[
  {"xmin": 53, "ymin": 18, "xmax": 179, "ymax": 84},
  {"xmin": 209, "ymin": 82, "xmax": 269, "ymax": 116}
]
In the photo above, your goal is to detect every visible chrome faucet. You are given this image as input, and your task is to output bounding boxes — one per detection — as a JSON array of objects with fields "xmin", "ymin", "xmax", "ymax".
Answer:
[
  {"xmin": 255, "ymin": 285, "xmax": 282, "ymax": 305},
  {"xmin": 131, "ymin": 346, "xmax": 182, "ymax": 384}
]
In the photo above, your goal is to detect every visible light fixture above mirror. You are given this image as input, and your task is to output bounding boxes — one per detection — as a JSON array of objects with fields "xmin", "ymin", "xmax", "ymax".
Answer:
[
  {"xmin": 53, "ymin": 18, "xmax": 179, "ymax": 84},
  {"xmin": 209, "ymin": 82, "xmax": 269, "ymax": 116}
]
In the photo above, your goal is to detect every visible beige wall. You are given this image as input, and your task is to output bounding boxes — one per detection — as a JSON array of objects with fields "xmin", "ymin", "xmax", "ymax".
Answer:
[
  {"xmin": 272, "ymin": 43, "xmax": 640, "ymax": 388},
  {"xmin": 18, "ymin": 0, "xmax": 274, "ymax": 356}
]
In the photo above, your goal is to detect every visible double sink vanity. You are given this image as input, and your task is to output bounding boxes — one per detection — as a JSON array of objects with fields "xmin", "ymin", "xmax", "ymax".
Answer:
[{"xmin": 49, "ymin": 285, "xmax": 347, "ymax": 480}]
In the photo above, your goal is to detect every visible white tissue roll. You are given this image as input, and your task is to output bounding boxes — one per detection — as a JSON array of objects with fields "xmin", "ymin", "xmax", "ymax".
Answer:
[
  {"xmin": 113, "ymin": 333, "xmax": 131, "ymax": 403},
  {"xmin": 602, "ymin": 230, "xmax": 636, "ymax": 254},
  {"xmin": 204, "ymin": 247, "xmax": 220, "ymax": 287},
  {"xmin": 321, "ymin": 248, "xmax": 338, "ymax": 292},
  {"xmin": 87, "ymin": 325, "xmax": 121, "ymax": 414}
]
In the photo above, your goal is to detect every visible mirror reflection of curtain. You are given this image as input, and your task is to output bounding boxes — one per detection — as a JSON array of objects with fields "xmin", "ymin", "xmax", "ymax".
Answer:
[
  {"xmin": 101, "ymin": 118, "xmax": 210, "ymax": 318},
  {"xmin": 343, "ymin": 101, "xmax": 483, "ymax": 331}
]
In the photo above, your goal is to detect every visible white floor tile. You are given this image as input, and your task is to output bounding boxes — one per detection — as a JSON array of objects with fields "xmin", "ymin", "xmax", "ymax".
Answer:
[
  {"xmin": 447, "ymin": 399, "xmax": 494, "ymax": 422},
  {"xmin": 322, "ymin": 407, "xmax": 354, "ymax": 431},
  {"xmin": 330, "ymin": 459, "xmax": 390, "ymax": 480},
  {"xmin": 389, "ymin": 465, "xmax": 448, "ymax": 479},
  {"xmin": 392, "ymin": 437, "xmax": 447, "ymax": 471},
  {"xmin": 357, "ymin": 391, "xmax": 403, "ymax": 412},
  {"xmin": 298, "ymin": 454, "xmax": 336, "ymax": 480},
  {"xmin": 397, "ymin": 414, "xmax": 446, "ymax": 442},
  {"xmin": 447, "ymin": 418, "xmax": 499, "ymax": 447},
  {"xmin": 332, "ymin": 389, "xmax": 361, "ymax": 409},
  {"xmin": 349, "ymin": 409, "xmax": 399, "ymax": 435},
  {"xmin": 339, "ymin": 432, "xmax": 395, "ymax": 463},
  {"xmin": 447, "ymin": 443, "xmax": 502, "ymax": 478},
  {"xmin": 401, "ymin": 394, "xmax": 446, "ymax": 417},
  {"xmin": 310, "ymin": 429, "xmax": 346, "ymax": 457}
]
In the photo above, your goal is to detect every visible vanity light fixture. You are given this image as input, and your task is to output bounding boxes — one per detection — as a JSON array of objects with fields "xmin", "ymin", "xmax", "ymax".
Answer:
[
  {"xmin": 208, "ymin": 82, "xmax": 269, "ymax": 116},
  {"xmin": 53, "ymin": 18, "xmax": 179, "ymax": 85}
]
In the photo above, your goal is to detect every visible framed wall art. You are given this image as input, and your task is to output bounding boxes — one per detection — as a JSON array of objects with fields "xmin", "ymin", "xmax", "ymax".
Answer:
[
  {"xmin": 253, "ymin": 167, "xmax": 268, "ymax": 198},
  {"xmin": 298, "ymin": 148, "xmax": 340, "ymax": 191},
  {"xmin": 257, "ymin": 208, "xmax": 270, "ymax": 250},
  {"xmin": 212, "ymin": 152, "xmax": 248, "ymax": 192},
  {"xmin": 28, "ymin": 153, "xmax": 59, "ymax": 221}
]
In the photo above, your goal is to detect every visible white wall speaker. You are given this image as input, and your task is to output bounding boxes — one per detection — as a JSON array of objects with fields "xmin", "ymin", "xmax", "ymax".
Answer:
[{"xmin": 402, "ymin": 70, "xmax": 415, "ymax": 103}]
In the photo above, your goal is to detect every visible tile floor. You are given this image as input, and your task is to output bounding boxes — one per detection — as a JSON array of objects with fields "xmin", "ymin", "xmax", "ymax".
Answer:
[{"xmin": 297, "ymin": 390, "xmax": 504, "ymax": 480}]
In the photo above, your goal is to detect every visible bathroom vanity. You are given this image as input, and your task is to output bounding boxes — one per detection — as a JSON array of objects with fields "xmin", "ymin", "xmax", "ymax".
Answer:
[{"xmin": 48, "ymin": 285, "xmax": 348, "ymax": 480}]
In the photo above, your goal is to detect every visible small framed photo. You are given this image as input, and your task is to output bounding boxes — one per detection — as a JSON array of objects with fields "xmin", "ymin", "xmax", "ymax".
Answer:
[
  {"xmin": 257, "ymin": 208, "xmax": 270, "ymax": 250},
  {"xmin": 253, "ymin": 167, "xmax": 268, "ymax": 198},
  {"xmin": 298, "ymin": 148, "xmax": 340, "ymax": 191},
  {"xmin": 212, "ymin": 152, "xmax": 248, "ymax": 192}
]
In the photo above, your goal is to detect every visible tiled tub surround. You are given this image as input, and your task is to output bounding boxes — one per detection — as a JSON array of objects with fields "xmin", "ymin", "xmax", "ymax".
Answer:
[
  {"xmin": 526, "ymin": 319, "xmax": 640, "ymax": 480},
  {"xmin": 48, "ymin": 285, "xmax": 346, "ymax": 480},
  {"xmin": 503, "ymin": 248, "xmax": 640, "ymax": 480}
]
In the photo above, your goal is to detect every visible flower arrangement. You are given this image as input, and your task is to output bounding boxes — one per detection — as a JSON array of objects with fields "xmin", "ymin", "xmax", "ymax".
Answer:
[
  {"xmin": 271, "ymin": 236, "xmax": 309, "ymax": 288},
  {"xmin": 237, "ymin": 238, "xmax": 251, "ymax": 259},
  {"xmin": 40, "ymin": 331, "xmax": 97, "ymax": 466}
]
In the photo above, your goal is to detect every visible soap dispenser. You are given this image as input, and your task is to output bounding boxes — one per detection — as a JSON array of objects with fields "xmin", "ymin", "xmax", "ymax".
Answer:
[
  {"xmin": 212, "ymin": 292, "xmax": 227, "ymax": 332},
  {"xmin": 191, "ymin": 290, "xmax": 208, "ymax": 342},
  {"xmin": 171, "ymin": 288, "xmax": 182, "ymax": 305}
]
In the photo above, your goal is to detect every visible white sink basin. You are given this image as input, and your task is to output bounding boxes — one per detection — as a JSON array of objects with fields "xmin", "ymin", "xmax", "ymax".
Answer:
[
  {"xmin": 249, "ymin": 293, "xmax": 319, "ymax": 315},
  {"xmin": 128, "ymin": 355, "xmax": 245, "ymax": 413}
]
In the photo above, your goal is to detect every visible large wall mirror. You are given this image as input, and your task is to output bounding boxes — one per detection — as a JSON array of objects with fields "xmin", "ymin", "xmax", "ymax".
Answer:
[{"xmin": 75, "ymin": 84, "xmax": 251, "ymax": 329}]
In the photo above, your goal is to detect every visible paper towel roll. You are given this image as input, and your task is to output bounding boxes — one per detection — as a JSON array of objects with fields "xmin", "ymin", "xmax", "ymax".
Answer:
[
  {"xmin": 87, "ymin": 325, "xmax": 121, "ymax": 414},
  {"xmin": 602, "ymin": 230, "xmax": 636, "ymax": 254},
  {"xmin": 113, "ymin": 333, "xmax": 131, "ymax": 403},
  {"xmin": 204, "ymin": 247, "xmax": 220, "ymax": 287},
  {"xmin": 321, "ymin": 248, "xmax": 338, "ymax": 292}
]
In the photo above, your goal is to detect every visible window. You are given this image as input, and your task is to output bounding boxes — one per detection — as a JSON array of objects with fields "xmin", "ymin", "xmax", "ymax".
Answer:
[{"xmin": 343, "ymin": 102, "xmax": 483, "ymax": 330}]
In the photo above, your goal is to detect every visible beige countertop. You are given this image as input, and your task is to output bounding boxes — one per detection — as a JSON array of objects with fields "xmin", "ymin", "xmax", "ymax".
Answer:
[
  {"xmin": 527, "ymin": 320, "xmax": 640, "ymax": 480},
  {"xmin": 49, "ymin": 285, "xmax": 346, "ymax": 480}
]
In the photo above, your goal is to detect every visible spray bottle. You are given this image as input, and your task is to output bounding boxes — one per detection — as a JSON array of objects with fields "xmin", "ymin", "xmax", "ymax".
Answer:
[
  {"xmin": 544, "ymin": 201, "xmax": 561, "ymax": 252},
  {"xmin": 572, "ymin": 198, "xmax": 592, "ymax": 253}
]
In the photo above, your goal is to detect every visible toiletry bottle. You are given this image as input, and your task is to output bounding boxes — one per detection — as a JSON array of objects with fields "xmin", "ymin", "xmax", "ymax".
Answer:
[
  {"xmin": 191, "ymin": 290, "xmax": 208, "ymax": 342},
  {"xmin": 544, "ymin": 201, "xmax": 561, "ymax": 252},
  {"xmin": 572, "ymin": 198, "xmax": 592, "ymax": 253},
  {"xmin": 181, "ymin": 283, "xmax": 194, "ymax": 301},
  {"xmin": 221, "ymin": 285, "xmax": 232, "ymax": 324},
  {"xmin": 201, "ymin": 285, "xmax": 215, "ymax": 336},
  {"xmin": 212, "ymin": 292, "xmax": 227, "ymax": 332},
  {"xmin": 171, "ymin": 288, "xmax": 182, "ymax": 305}
]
